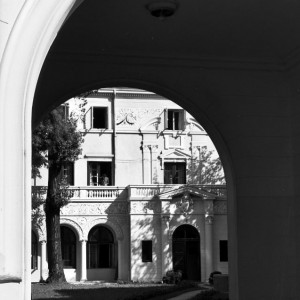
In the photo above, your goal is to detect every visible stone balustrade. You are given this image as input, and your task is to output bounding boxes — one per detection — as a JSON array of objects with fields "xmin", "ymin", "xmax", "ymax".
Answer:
[{"xmin": 32, "ymin": 184, "xmax": 226, "ymax": 201}]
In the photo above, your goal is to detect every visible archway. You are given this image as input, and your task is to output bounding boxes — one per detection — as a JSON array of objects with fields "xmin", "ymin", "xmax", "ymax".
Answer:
[
  {"xmin": 172, "ymin": 225, "xmax": 200, "ymax": 281},
  {"xmin": 0, "ymin": 1, "xmax": 238, "ymax": 299},
  {"xmin": 87, "ymin": 225, "xmax": 117, "ymax": 281},
  {"xmin": 60, "ymin": 226, "xmax": 77, "ymax": 269}
]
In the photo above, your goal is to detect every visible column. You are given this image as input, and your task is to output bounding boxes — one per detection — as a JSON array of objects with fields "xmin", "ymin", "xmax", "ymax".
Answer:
[
  {"xmin": 40, "ymin": 241, "xmax": 47, "ymax": 281},
  {"xmin": 142, "ymin": 145, "xmax": 151, "ymax": 184},
  {"xmin": 152, "ymin": 145, "xmax": 159, "ymax": 184},
  {"xmin": 161, "ymin": 215, "xmax": 171, "ymax": 278},
  {"xmin": 80, "ymin": 240, "xmax": 87, "ymax": 281},
  {"xmin": 205, "ymin": 200, "xmax": 214, "ymax": 281}
]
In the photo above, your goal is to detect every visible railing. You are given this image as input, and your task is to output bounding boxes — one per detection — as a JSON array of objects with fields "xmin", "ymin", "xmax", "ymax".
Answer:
[
  {"xmin": 129, "ymin": 184, "xmax": 227, "ymax": 198},
  {"xmin": 32, "ymin": 184, "xmax": 227, "ymax": 201},
  {"xmin": 68, "ymin": 186, "xmax": 127, "ymax": 199}
]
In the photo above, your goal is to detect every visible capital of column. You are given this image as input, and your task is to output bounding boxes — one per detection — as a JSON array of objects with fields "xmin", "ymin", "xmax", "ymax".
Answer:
[{"xmin": 205, "ymin": 214, "xmax": 214, "ymax": 225}]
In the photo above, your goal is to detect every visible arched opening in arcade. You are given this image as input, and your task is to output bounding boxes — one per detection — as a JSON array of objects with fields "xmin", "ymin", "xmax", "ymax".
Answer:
[{"xmin": 31, "ymin": 86, "xmax": 230, "ymax": 284}]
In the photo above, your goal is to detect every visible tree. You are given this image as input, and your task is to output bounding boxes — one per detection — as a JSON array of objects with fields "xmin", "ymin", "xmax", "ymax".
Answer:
[
  {"xmin": 32, "ymin": 105, "xmax": 83, "ymax": 283},
  {"xmin": 187, "ymin": 146, "xmax": 225, "ymax": 185}
]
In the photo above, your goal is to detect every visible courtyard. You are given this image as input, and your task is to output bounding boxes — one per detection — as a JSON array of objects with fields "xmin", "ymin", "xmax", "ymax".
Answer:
[{"xmin": 31, "ymin": 281, "xmax": 202, "ymax": 300}]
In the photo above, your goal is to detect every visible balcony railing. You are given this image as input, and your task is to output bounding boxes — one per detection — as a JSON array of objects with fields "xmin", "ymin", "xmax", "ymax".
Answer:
[{"xmin": 32, "ymin": 184, "xmax": 226, "ymax": 201}]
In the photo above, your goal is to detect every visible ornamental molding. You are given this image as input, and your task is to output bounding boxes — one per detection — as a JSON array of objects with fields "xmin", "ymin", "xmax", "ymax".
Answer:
[
  {"xmin": 86, "ymin": 217, "xmax": 124, "ymax": 241},
  {"xmin": 159, "ymin": 149, "xmax": 191, "ymax": 169},
  {"xmin": 140, "ymin": 117, "xmax": 161, "ymax": 131},
  {"xmin": 60, "ymin": 202, "xmax": 128, "ymax": 215},
  {"xmin": 60, "ymin": 218, "xmax": 84, "ymax": 241},
  {"xmin": 116, "ymin": 107, "xmax": 163, "ymax": 128},
  {"xmin": 185, "ymin": 118, "xmax": 205, "ymax": 132},
  {"xmin": 130, "ymin": 200, "xmax": 161, "ymax": 214},
  {"xmin": 176, "ymin": 191, "xmax": 193, "ymax": 218}
]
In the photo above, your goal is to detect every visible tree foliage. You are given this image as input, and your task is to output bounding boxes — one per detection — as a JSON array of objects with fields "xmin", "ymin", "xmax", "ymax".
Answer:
[
  {"xmin": 32, "ymin": 105, "xmax": 83, "ymax": 283},
  {"xmin": 187, "ymin": 146, "xmax": 225, "ymax": 185}
]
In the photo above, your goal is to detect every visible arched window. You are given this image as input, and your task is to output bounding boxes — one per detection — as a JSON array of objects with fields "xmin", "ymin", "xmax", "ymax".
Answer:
[
  {"xmin": 61, "ymin": 226, "xmax": 76, "ymax": 268},
  {"xmin": 87, "ymin": 226, "xmax": 114, "ymax": 268},
  {"xmin": 31, "ymin": 231, "xmax": 38, "ymax": 269}
]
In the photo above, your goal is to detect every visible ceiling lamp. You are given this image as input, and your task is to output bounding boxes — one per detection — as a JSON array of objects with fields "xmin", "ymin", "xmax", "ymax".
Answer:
[{"xmin": 147, "ymin": 1, "xmax": 178, "ymax": 20}]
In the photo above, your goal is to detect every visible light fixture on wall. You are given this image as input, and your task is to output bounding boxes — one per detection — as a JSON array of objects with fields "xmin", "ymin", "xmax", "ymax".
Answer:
[{"xmin": 146, "ymin": 0, "xmax": 178, "ymax": 20}]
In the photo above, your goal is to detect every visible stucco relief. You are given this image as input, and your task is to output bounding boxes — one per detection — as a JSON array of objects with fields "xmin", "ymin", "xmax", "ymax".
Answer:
[
  {"xmin": 130, "ymin": 201, "xmax": 161, "ymax": 214},
  {"xmin": 60, "ymin": 202, "xmax": 128, "ymax": 215},
  {"xmin": 116, "ymin": 108, "xmax": 163, "ymax": 128}
]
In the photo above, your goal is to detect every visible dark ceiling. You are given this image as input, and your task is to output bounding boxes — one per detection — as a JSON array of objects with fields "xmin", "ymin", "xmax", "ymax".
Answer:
[
  {"xmin": 33, "ymin": 0, "xmax": 300, "ymax": 124},
  {"xmin": 50, "ymin": 0, "xmax": 300, "ymax": 61}
]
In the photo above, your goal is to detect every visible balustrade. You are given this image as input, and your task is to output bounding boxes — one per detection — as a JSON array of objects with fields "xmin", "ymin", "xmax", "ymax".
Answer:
[{"xmin": 32, "ymin": 184, "xmax": 226, "ymax": 201}]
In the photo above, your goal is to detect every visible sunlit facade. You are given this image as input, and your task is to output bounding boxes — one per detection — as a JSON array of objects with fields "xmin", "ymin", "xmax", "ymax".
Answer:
[{"xmin": 32, "ymin": 88, "xmax": 228, "ymax": 282}]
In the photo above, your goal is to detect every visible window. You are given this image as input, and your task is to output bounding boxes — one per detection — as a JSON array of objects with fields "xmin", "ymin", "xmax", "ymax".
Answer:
[
  {"xmin": 142, "ymin": 240, "xmax": 152, "ymax": 262},
  {"xmin": 164, "ymin": 162, "xmax": 186, "ymax": 184},
  {"xmin": 93, "ymin": 107, "xmax": 107, "ymax": 129},
  {"xmin": 165, "ymin": 109, "xmax": 185, "ymax": 130},
  {"xmin": 85, "ymin": 106, "xmax": 108, "ymax": 129},
  {"xmin": 31, "ymin": 231, "xmax": 38, "ymax": 269},
  {"xmin": 59, "ymin": 162, "xmax": 74, "ymax": 185},
  {"xmin": 87, "ymin": 162, "xmax": 111, "ymax": 186},
  {"xmin": 87, "ymin": 226, "xmax": 114, "ymax": 268},
  {"xmin": 61, "ymin": 226, "xmax": 76, "ymax": 268},
  {"xmin": 219, "ymin": 240, "xmax": 228, "ymax": 262},
  {"xmin": 61, "ymin": 104, "xmax": 69, "ymax": 120}
]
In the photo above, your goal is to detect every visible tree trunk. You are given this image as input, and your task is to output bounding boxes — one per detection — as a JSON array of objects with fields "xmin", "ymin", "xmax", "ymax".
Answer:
[{"xmin": 45, "ymin": 162, "xmax": 66, "ymax": 283}]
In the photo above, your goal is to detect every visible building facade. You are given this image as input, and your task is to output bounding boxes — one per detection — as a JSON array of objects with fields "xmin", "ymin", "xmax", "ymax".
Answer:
[{"xmin": 32, "ymin": 88, "xmax": 228, "ymax": 283}]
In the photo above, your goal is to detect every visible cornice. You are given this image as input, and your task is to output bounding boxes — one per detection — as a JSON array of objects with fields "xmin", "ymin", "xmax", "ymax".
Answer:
[{"xmin": 48, "ymin": 50, "xmax": 300, "ymax": 72}]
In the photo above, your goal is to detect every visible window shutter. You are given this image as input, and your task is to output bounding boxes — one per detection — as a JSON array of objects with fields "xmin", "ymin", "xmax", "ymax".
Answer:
[
  {"xmin": 84, "ymin": 107, "xmax": 92, "ymax": 130},
  {"xmin": 164, "ymin": 108, "xmax": 168, "ymax": 129}
]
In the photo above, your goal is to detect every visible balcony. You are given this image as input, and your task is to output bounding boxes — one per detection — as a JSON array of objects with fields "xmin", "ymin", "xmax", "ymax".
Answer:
[{"xmin": 32, "ymin": 184, "xmax": 226, "ymax": 202}]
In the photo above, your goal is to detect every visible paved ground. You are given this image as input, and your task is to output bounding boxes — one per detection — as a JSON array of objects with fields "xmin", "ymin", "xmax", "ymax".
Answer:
[{"xmin": 166, "ymin": 289, "xmax": 203, "ymax": 300}]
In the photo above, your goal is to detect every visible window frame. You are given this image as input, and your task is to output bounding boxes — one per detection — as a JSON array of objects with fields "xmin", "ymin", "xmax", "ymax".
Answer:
[
  {"xmin": 164, "ymin": 109, "xmax": 186, "ymax": 131},
  {"xmin": 142, "ymin": 240, "xmax": 153, "ymax": 263},
  {"xmin": 164, "ymin": 162, "xmax": 186, "ymax": 184}
]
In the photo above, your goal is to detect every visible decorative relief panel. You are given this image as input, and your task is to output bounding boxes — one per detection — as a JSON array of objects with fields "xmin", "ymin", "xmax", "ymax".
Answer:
[
  {"xmin": 130, "ymin": 201, "xmax": 161, "ymax": 214},
  {"xmin": 60, "ymin": 202, "xmax": 129, "ymax": 216},
  {"xmin": 116, "ymin": 108, "xmax": 163, "ymax": 128}
]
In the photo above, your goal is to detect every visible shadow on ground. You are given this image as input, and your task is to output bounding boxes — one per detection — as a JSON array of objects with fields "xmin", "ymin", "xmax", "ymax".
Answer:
[{"xmin": 32, "ymin": 282, "xmax": 201, "ymax": 300}]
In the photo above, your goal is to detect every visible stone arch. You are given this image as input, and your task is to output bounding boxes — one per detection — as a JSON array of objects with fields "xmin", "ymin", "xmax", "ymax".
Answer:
[
  {"xmin": 60, "ymin": 218, "xmax": 84, "ymax": 241},
  {"xmin": 169, "ymin": 222, "xmax": 201, "ymax": 239},
  {"xmin": 86, "ymin": 217, "xmax": 124, "ymax": 241},
  {"xmin": 0, "ymin": 1, "xmax": 238, "ymax": 298}
]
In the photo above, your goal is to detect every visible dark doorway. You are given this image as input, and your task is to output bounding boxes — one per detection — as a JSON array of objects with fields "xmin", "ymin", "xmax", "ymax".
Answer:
[{"xmin": 172, "ymin": 225, "xmax": 200, "ymax": 280}]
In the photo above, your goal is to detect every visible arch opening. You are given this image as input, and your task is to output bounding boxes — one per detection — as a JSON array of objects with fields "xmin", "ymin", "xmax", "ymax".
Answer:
[
  {"xmin": 32, "ymin": 85, "xmax": 232, "ymax": 287},
  {"xmin": 172, "ymin": 224, "xmax": 200, "ymax": 280}
]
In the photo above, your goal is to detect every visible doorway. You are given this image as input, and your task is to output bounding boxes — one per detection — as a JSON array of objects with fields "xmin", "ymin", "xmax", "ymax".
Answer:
[{"xmin": 172, "ymin": 225, "xmax": 200, "ymax": 280}]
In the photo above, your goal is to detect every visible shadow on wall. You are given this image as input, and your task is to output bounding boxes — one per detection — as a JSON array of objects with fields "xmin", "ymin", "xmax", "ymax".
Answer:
[{"xmin": 130, "ymin": 213, "xmax": 161, "ymax": 282}]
